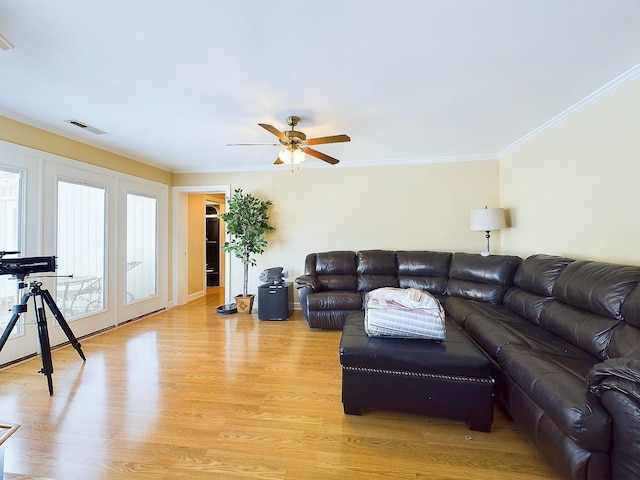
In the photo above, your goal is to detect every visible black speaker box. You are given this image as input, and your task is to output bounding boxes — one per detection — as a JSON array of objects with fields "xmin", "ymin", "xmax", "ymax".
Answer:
[{"xmin": 258, "ymin": 282, "xmax": 293, "ymax": 320}]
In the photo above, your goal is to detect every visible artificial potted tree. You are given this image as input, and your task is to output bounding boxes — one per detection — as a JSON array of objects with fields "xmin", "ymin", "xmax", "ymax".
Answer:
[{"xmin": 221, "ymin": 188, "xmax": 275, "ymax": 314}]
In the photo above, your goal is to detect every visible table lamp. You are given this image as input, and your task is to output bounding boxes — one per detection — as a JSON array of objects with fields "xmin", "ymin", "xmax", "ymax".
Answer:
[{"xmin": 470, "ymin": 206, "xmax": 506, "ymax": 256}]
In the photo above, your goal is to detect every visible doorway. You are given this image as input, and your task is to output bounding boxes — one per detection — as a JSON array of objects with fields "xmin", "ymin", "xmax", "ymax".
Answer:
[
  {"xmin": 172, "ymin": 185, "xmax": 231, "ymax": 306},
  {"xmin": 205, "ymin": 202, "xmax": 220, "ymax": 287}
]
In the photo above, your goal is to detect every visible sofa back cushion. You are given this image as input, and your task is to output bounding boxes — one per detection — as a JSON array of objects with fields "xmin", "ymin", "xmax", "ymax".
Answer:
[
  {"xmin": 397, "ymin": 250, "xmax": 451, "ymax": 295},
  {"xmin": 621, "ymin": 283, "xmax": 640, "ymax": 327},
  {"xmin": 357, "ymin": 250, "xmax": 399, "ymax": 292},
  {"xmin": 446, "ymin": 253, "xmax": 522, "ymax": 304},
  {"xmin": 552, "ymin": 261, "xmax": 640, "ymax": 320},
  {"xmin": 514, "ymin": 254, "xmax": 575, "ymax": 296},
  {"xmin": 541, "ymin": 302, "xmax": 619, "ymax": 360},
  {"xmin": 306, "ymin": 251, "xmax": 358, "ymax": 291},
  {"xmin": 502, "ymin": 289, "xmax": 552, "ymax": 326},
  {"xmin": 540, "ymin": 261, "xmax": 640, "ymax": 360},
  {"xmin": 609, "ymin": 285, "xmax": 640, "ymax": 358},
  {"xmin": 503, "ymin": 254, "xmax": 574, "ymax": 325}
]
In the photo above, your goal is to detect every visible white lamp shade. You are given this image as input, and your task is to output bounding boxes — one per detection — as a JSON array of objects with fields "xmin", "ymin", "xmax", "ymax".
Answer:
[
  {"xmin": 470, "ymin": 208, "xmax": 506, "ymax": 231},
  {"xmin": 278, "ymin": 147, "xmax": 293, "ymax": 164},
  {"xmin": 292, "ymin": 148, "xmax": 305, "ymax": 164}
]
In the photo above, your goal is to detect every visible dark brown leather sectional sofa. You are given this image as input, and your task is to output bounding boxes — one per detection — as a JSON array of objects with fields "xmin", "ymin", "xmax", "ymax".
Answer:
[{"xmin": 295, "ymin": 250, "xmax": 640, "ymax": 480}]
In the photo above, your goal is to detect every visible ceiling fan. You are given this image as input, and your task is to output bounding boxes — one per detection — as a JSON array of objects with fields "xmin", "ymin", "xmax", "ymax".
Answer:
[{"xmin": 228, "ymin": 116, "xmax": 350, "ymax": 165}]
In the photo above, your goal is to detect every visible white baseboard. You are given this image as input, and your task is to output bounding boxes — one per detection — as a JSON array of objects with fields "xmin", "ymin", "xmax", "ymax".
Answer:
[{"xmin": 187, "ymin": 290, "xmax": 205, "ymax": 303}]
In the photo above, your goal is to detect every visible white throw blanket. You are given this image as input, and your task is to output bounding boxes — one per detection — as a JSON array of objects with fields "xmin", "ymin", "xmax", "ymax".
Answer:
[{"xmin": 364, "ymin": 287, "xmax": 446, "ymax": 340}]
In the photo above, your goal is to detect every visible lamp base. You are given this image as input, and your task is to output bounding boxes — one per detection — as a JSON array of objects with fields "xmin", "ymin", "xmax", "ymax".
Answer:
[{"xmin": 480, "ymin": 251, "xmax": 491, "ymax": 257}]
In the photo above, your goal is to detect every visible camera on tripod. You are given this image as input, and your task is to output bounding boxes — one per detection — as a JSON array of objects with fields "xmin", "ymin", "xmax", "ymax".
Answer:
[
  {"xmin": 0, "ymin": 251, "xmax": 56, "ymax": 279},
  {"xmin": 0, "ymin": 250, "xmax": 84, "ymax": 395}
]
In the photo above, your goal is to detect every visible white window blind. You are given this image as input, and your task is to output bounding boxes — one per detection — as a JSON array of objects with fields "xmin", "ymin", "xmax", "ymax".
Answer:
[
  {"xmin": 56, "ymin": 181, "xmax": 106, "ymax": 320},
  {"xmin": 0, "ymin": 169, "xmax": 21, "ymax": 336},
  {"xmin": 126, "ymin": 193, "xmax": 157, "ymax": 303}
]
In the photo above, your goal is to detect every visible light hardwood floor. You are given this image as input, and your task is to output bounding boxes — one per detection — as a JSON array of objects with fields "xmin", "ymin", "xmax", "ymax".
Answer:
[{"xmin": 0, "ymin": 288, "xmax": 560, "ymax": 480}]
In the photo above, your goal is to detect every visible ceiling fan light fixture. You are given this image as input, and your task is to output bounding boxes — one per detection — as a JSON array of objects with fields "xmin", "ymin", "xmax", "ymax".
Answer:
[
  {"xmin": 278, "ymin": 146, "xmax": 305, "ymax": 165},
  {"xmin": 245, "ymin": 116, "xmax": 349, "ymax": 165}
]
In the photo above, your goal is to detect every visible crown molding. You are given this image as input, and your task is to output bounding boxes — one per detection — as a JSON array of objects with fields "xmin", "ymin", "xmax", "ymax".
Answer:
[
  {"xmin": 174, "ymin": 153, "xmax": 499, "ymax": 174},
  {"xmin": 340, "ymin": 154, "xmax": 497, "ymax": 168},
  {"xmin": 498, "ymin": 62, "xmax": 640, "ymax": 158}
]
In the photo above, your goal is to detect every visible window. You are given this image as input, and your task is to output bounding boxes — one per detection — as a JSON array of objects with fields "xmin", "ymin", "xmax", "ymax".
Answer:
[
  {"xmin": 0, "ymin": 142, "xmax": 168, "ymax": 365},
  {"xmin": 126, "ymin": 193, "xmax": 157, "ymax": 303},
  {"xmin": 56, "ymin": 181, "xmax": 106, "ymax": 320},
  {"xmin": 0, "ymin": 169, "xmax": 21, "ymax": 336}
]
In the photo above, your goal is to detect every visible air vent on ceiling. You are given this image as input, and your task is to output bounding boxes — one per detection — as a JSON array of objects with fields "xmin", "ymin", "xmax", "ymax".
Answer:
[{"xmin": 64, "ymin": 119, "xmax": 108, "ymax": 135}]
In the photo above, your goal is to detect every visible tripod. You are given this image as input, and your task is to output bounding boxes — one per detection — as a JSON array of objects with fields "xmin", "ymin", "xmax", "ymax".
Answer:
[{"xmin": 0, "ymin": 278, "xmax": 85, "ymax": 395}]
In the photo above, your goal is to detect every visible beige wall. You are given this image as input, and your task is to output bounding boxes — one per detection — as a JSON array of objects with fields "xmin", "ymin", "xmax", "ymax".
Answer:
[
  {"xmin": 174, "ymin": 160, "xmax": 501, "ymax": 297},
  {"xmin": 499, "ymin": 75, "xmax": 640, "ymax": 265}
]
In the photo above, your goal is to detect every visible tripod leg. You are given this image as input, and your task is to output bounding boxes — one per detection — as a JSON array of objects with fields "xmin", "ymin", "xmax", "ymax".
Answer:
[
  {"xmin": 33, "ymin": 297, "xmax": 55, "ymax": 395},
  {"xmin": 40, "ymin": 288, "xmax": 86, "ymax": 361},
  {"xmin": 0, "ymin": 293, "xmax": 30, "ymax": 352}
]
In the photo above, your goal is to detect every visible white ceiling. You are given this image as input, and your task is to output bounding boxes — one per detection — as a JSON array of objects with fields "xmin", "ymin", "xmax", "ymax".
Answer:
[{"xmin": 1, "ymin": 1, "xmax": 639, "ymax": 173}]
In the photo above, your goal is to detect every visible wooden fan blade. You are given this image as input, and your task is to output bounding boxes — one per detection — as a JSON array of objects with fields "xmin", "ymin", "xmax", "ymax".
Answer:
[
  {"xmin": 274, "ymin": 156, "xmax": 283, "ymax": 165},
  {"xmin": 306, "ymin": 134, "xmax": 351, "ymax": 146},
  {"xmin": 304, "ymin": 148, "xmax": 340, "ymax": 165},
  {"xmin": 258, "ymin": 123, "xmax": 289, "ymax": 143}
]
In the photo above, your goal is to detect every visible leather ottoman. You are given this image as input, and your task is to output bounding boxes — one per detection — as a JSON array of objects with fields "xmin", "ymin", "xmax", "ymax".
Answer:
[{"xmin": 339, "ymin": 311, "xmax": 495, "ymax": 432}]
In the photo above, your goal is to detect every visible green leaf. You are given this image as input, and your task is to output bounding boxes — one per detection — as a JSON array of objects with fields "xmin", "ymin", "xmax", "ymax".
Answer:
[{"xmin": 220, "ymin": 188, "xmax": 276, "ymax": 296}]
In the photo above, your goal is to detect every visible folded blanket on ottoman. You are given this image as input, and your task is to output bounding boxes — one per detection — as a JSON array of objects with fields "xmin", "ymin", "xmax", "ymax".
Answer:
[{"xmin": 364, "ymin": 287, "xmax": 446, "ymax": 340}]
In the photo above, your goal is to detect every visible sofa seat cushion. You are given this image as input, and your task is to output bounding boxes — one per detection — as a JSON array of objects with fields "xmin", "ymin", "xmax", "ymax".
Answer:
[
  {"xmin": 465, "ymin": 310, "xmax": 597, "ymax": 362},
  {"xmin": 306, "ymin": 291, "xmax": 362, "ymax": 312},
  {"xmin": 306, "ymin": 310, "xmax": 355, "ymax": 330},
  {"xmin": 499, "ymin": 344, "xmax": 611, "ymax": 452},
  {"xmin": 443, "ymin": 296, "xmax": 505, "ymax": 326},
  {"xmin": 340, "ymin": 313, "xmax": 490, "ymax": 379}
]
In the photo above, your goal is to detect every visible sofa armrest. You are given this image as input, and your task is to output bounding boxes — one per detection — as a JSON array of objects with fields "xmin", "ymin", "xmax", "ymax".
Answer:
[
  {"xmin": 589, "ymin": 357, "xmax": 640, "ymax": 402},
  {"xmin": 295, "ymin": 274, "xmax": 322, "ymax": 325},
  {"xmin": 589, "ymin": 357, "xmax": 640, "ymax": 479},
  {"xmin": 295, "ymin": 274, "xmax": 322, "ymax": 292}
]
